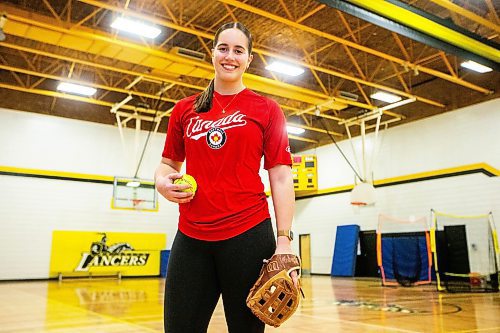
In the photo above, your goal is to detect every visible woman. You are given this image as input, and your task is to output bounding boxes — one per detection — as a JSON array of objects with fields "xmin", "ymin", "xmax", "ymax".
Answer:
[{"xmin": 155, "ymin": 22, "xmax": 297, "ymax": 333}]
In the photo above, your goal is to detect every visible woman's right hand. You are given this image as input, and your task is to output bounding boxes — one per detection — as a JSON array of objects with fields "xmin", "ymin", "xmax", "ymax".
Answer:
[{"xmin": 156, "ymin": 173, "xmax": 194, "ymax": 204}]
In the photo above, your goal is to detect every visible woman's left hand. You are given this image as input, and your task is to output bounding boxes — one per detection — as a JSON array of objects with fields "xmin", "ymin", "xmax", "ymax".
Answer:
[{"xmin": 275, "ymin": 237, "xmax": 300, "ymax": 289}]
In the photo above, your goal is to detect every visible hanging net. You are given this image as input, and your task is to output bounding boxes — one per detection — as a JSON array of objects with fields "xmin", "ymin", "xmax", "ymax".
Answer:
[{"xmin": 377, "ymin": 214, "xmax": 432, "ymax": 287}]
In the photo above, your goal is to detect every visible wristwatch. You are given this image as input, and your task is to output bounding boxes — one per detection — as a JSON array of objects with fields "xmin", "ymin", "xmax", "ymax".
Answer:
[{"xmin": 277, "ymin": 229, "xmax": 294, "ymax": 241}]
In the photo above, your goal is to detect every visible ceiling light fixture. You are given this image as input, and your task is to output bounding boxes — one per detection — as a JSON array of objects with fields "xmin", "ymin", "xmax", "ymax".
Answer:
[
  {"xmin": 370, "ymin": 91, "xmax": 402, "ymax": 104},
  {"xmin": 460, "ymin": 60, "xmax": 492, "ymax": 73},
  {"xmin": 287, "ymin": 125, "xmax": 306, "ymax": 135},
  {"xmin": 57, "ymin": 82, "xmax": 97, "ymax": 96},
  {"xmin": 265, "ymin": 61, "xmax": 304, "ymax": 76},
  {"xmin": 111, "ymin": 17, "xmax": 161, "ymax": 39},
  {"xmin": 378, "ymin": 97, "xmax": 416, "ymax": 112}
]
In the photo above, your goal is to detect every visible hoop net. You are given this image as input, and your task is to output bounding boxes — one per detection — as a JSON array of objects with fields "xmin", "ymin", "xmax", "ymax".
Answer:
[
  {"xmin": 350, "ymin": 182, "xmax": 375, "ymax": 206},
  {"xmin": 132, "ymin": 199, "xmax": 145, "ymax": 210}
]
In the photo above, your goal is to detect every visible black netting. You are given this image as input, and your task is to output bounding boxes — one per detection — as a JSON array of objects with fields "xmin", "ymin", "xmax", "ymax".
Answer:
[{"xmin": 393, "ymin": 237, "xmax": 422, "ymax": 287}]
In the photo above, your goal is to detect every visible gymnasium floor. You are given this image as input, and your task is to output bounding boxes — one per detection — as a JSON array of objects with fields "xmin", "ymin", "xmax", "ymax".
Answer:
[{"xmin": 1, "ymin": 275, "xmax": 499, "ymax": 332}]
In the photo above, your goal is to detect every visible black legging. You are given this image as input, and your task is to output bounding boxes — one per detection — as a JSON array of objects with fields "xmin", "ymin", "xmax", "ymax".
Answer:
[{"xmin": 164, "ymin": 219, "xmax": 276, "ymax": 333}]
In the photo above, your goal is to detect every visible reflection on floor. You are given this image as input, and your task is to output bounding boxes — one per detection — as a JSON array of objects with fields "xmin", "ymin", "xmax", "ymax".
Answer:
[{"xmin": 0, "ymin": 276, "xmax": 499, "ymax": 332}]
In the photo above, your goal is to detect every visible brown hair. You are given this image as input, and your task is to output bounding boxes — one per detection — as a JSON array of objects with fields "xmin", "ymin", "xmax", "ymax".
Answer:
[{"xmin": 194, "ymin": 22, "xmax": 253, "ymax": 113}]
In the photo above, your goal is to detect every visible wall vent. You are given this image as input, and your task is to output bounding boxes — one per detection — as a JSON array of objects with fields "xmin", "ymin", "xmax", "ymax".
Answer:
[
  {"xmin": 339, "ymin": 91, "xmax": 359, "ymax": 101},
  {"xmin": 171, "ymin": 47, "xmax": 206, "ymax": 61}
]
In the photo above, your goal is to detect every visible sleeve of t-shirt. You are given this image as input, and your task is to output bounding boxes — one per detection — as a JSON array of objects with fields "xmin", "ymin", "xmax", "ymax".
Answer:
[
  {"xmin": 263, "ymin": 99, "xmax": 292, "ymax": 170},
  {"xmin": 162, "ymin": 102, "xmax": 186, "ymax": 162}
]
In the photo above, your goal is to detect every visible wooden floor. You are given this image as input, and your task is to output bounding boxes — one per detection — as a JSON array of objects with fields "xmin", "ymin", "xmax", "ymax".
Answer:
[{"xmin": 1, "ymin": 275, "xmax": 499, "ymax": 332}]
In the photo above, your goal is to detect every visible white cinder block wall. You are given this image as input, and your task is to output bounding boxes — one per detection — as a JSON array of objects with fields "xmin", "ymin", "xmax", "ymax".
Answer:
[
  {"xmin": 0, "ymin": 109, "xmax": 180, "ymax": 280},
  {"xmin": 0, "ymin": 98, "xmax": 499, "ymax": 279},
  {"xmin": 295, "ymin": 98, "xmax": 500, "ymax": 273}
]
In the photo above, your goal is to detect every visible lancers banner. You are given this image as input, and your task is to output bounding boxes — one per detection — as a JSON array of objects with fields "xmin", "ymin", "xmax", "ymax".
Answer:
[{"xmin": 49, "ymin": 231, "xmax": 166, "ymax": 278}]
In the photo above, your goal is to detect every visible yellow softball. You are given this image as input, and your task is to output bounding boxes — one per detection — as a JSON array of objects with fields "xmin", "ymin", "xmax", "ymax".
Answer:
[{"xmin": 173, "ymin": 174, "xmax": 197, "ymax": 195}]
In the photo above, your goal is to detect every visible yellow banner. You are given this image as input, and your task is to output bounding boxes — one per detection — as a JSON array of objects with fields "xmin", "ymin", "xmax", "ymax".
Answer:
[{"xmin": 49, "ymin": 231, "xmax": 166, "ymax": 278}]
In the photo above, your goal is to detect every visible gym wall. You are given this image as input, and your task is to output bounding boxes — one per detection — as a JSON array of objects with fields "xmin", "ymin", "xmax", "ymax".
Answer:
[
  {"xmin": 292, "ymin": 98, "xmax": 500, "ymax": 274},
  {"xmin": 0, "ymin": 109, "xmax": 180, "ymax": 280},
  {"xmin": 0, "ymin": 98, "xmax": 498, "ymax": 278}
]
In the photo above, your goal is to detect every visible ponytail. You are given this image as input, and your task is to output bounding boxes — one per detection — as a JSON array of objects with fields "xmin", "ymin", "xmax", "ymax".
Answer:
[{"xmin": 194, "ymin": 79, "xmax": 215, "ymax": 113}]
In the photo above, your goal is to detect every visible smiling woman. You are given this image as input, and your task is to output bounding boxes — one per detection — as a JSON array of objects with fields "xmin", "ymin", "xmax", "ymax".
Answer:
[
  {"xmin": 211, "ymin": 23, "xmax": 253, "ymax": 93},
  {"xmin": 154, "ymin": 22, "xmax": 301, "ymax": 333},
  {"xmin": 194, "ymin": 22, "xmax": 254, "ymax": 113}
]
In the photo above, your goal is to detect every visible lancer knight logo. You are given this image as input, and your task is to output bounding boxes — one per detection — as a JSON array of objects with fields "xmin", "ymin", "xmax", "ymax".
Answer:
[
  {"xmin": 206, "ymin": 128, "xmax": 226, "ymax": 149},
  {"xmin": 75, "ymin": 233, "xmax": 150, "ymax": 272}
]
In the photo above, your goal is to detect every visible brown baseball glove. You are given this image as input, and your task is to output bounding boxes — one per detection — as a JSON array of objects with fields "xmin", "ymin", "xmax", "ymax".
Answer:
[{"xmin": 246, "ymin": 253, "xmax": 304, "ymax": 327}]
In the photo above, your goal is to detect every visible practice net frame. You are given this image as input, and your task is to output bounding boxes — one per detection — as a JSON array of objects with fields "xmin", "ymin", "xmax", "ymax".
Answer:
[
  {"xmin": 377, "ymin": 214, "xmax": 432, "ymax": 287},
  {"xmin": 431, "ymin": 210, "xmax": 499, "ymax": 293}
]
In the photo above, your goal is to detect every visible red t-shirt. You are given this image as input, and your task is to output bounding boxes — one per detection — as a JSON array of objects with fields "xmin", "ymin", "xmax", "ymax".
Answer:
[{"xmin": 162, "ymin": 89, "xmax": 292, "ymax": 241}]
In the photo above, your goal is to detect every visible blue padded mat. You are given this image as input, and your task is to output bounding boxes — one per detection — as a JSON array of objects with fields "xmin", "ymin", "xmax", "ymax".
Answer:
[{"xmin": 331, "ymin": 224, "xmax": 360, "ymax": 277}]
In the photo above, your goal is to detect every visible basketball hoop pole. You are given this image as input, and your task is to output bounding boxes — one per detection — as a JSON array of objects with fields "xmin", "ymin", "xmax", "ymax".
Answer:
[
  {"xmin": 361, "ymin": 120, "xmax": 367, "ymax": 183},
  {"xmin": 320, "ymin": 106, "xmax": 388, "ymax": 206},
  {"xmin": 319, "ymin": 118, "xmax": 364, "ymax": 182},
  {"xmin": 344, "ymin": 109, "xmax": 383, "ymax": 206}
]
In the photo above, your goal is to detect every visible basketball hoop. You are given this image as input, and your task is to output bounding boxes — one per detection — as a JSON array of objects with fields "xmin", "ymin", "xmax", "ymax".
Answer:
[
  {"xmin": 112, "ymin": 177, "xmax": 158, "ymax": 211},
  {"xmin": 350, "ymin": 182, "xmax": 376, "ymax": 206}
]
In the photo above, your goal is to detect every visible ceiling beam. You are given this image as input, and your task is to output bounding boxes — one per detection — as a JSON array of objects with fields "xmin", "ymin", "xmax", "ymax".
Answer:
[
  {"xmin": 1, "ymin": 5, "xmax": 350, "ymax": 109},
  {"xmin": 0, "ymin": 82, "xmax": 159, "ymax": 114},
  {"xmin": 0, "ymin": 42, "xmax": 202, "ymax": 90},
  {"xmin": 0, "ymin": 63, "xmax": 178, "ymax": 105},
  {"xmin": 427, "ymin": 0, "xmax": 500, "ymax": 33},
  {"xmin": 333, "ymin": 0, "xmax": 499, "ymax": 71},
  {"xmin": 72, "ymin": 0, "xmax": 444, "ymax": 107},
  {"xmin": 2, "ymin": 81, "xmax": 323, "ymax": 143},
  {"xmin": 2, "ymin": 60, "xmax": 349, "ymax": 138},
  {"xmin": 220, "ymin": 0, "xmax": 493, "ymax": 94}
]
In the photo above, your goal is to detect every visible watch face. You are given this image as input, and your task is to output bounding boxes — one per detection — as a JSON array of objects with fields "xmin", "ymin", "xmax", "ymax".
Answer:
[{"xmin": 278, "ymin": 230, "xmax": 294, "ymax": 241}]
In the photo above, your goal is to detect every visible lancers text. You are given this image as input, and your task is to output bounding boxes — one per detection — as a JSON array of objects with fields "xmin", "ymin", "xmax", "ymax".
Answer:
[{"xmin": 75, "ymin": 252, "xmax": 150, "ymax": 272}]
